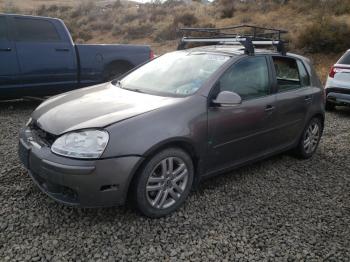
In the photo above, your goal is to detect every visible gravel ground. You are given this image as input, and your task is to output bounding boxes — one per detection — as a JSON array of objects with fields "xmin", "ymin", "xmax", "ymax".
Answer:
[{"xmin": 0, "ymin": 100, "xmax": 349, "ymax": 261}]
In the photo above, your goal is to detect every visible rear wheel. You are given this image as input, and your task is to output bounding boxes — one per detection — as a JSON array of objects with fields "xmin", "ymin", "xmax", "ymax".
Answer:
[
  {"xmin": 295, "ymin": 117, "xmax": 323, "ymax": 159},
  {"xmin": 133, "ymin": 148, "xmax": 194, "ymax": 218}
]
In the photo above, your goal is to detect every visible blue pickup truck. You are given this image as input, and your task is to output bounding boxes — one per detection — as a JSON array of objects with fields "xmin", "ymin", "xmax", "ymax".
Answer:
[{"xmin": 0, "ymin": 14, "xmax": 153, "ymax": 99}]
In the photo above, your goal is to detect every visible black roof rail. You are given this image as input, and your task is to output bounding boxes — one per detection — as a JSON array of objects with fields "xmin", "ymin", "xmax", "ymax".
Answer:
[{"xmin": 177, "ymin": 24, "xmax": 288, "ymax": 56}]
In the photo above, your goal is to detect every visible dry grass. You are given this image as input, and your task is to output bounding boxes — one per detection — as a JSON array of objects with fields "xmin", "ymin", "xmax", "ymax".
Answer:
[{"xmin": 1, "ymin": 0, "xmax": 349, "ymax": 80}]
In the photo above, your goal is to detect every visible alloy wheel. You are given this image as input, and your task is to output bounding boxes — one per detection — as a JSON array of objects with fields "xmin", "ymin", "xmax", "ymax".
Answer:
[
  {"xmin": 303, "ymin": 122, "xmax": 320, "ymax": 154},
  {"xmin": 146, "ymin": 157, "xmax": 188, "ymax": 209}
]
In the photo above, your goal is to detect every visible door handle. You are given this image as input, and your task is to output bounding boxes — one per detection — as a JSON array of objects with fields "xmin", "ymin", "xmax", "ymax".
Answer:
[
  {"xmin": 265, "ymin": 105, "xmax": 275, "ymax": 112},
  {"xmin": 0, "ymin": 48, "xmax": 11, "ymax": 52},
  {"xmin": 55, "ymin": 48, "xmax": 69, "ymax": 52}
]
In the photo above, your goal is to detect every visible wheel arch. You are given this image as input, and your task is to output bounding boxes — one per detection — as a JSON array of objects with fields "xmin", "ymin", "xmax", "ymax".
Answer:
[{"xmin": 311, "ymin": 112, "xmax": 325, "ymax": 131}]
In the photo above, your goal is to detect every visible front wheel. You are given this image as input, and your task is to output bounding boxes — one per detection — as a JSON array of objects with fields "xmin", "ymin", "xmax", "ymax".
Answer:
[
  {"xmin": 295, "ymin": 117, "xmax": 323, "ymax": 159},
  {"xmin": 133, "ymin": 148, "xmax": 194, "ymax": 218}
]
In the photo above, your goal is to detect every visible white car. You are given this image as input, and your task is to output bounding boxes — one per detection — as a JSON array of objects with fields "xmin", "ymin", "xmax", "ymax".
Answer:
[{"xmin": 325, "ymin": 50, "xmax": 350, "ymax": 110}]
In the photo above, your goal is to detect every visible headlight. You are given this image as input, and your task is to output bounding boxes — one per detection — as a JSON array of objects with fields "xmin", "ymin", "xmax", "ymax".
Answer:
[{"xmin": 51, "ymin": 130, "xmax": 109, "ymax": 159}]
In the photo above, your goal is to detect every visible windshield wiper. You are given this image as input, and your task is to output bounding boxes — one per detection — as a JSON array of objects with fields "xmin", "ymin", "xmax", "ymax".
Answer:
[{"xmin": 118, "ymin": 84, "xmax": 146, "ymax": 94}]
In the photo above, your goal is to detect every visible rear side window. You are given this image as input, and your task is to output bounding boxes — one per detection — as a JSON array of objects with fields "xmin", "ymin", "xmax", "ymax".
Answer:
[
  {"xmin": 297, "ymin": 60, "xmax": 310, "ymax": 87},
  {"xmin": 14, "ymin": 18, "xmax": 61, "ymax": 42},
  {"xmin": 273, "ymin": 57, "xmax": 301, "ymax": 92},
  {"xmin": 338, "ymin": 51, "xmax": 350, "ymax": 65},
  {"xmin": 218, "ymin": 56, "xmax": 270, "ymax": 100},
  {"xmin": 0, "ymin": 17, "xmax": 7, "ymax": 40}
]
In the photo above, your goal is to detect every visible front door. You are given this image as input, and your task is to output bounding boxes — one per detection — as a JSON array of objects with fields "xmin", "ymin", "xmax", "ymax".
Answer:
[
  {"xmin": 11, "ymin": 16, "xmax": 77, "ymax": 96},
  {"xmin": 0, "ymin": 15, "xmax": 20, "ymax": 93},
  {"xmin": 206, "ymin": 56, "xmax": 277, "ymax": 173}
]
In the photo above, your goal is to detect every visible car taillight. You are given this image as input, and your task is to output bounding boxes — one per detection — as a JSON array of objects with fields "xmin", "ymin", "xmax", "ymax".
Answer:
[
  {"xmin": 150, "ymin": 50, "xmax": 154, "ymax": 60},
  {"xmin": 329, "ymin": 66, "xmax": 336, "ymax": 78},
  {"xmin": 329, "ymin": 65, "xmax": 350, "ymax": 78}
]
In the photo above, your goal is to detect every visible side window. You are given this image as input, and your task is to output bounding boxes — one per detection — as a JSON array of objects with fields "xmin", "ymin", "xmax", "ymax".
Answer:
[
  {"xmin": 0, "ymin": 17, "xmax": 8, "ymax": 40},
  {"xmin": 272, "ymin": 57, "xmax": 301, "ymax": 92},
  {"xmin": 14, "ymin": 18, "xmax": 61, "ymax": 42},
  {"xmin": 297, "ymin": 60, "xmax": 310, "ymax": 87},
  {"xmin": 218, "ymin": 56, "xmax": 270, "ymax": 100}
]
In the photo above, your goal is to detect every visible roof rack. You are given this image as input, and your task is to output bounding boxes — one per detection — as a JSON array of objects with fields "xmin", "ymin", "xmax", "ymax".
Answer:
[{"xmin": 177, "ymin": 25, "xmax": 288, "ymax": 56}]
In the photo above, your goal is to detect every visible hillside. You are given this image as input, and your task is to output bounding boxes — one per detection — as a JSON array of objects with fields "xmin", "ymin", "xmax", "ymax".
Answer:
[{"xmin": 1, "ymin": 0, "xmax": 350, "ymax": 81}]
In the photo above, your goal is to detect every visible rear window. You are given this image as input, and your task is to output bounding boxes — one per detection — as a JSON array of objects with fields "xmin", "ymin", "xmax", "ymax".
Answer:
[
  {"xmin": 338, "ymin": 51, "xmax": 350, "ymax": 65},
  {"xmin": 14, "ymin": 18, "xmax": 61, "ymax": 42},
  {"xmin": 273, "ymin": 57, "xmax": 301, "ymax": 92},
  {"xmin": 297, "ymin": 60, "xmax": 310, "ymax": 87},
  {"xmin": 0, "ymin": 16, "xmax": 7, "ymax": 40}
]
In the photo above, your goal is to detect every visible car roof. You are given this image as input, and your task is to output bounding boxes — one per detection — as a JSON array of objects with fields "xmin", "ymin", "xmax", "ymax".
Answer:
[{"xmin": 184, "ymin": 45, "xmax": 310, "ymax": 63}]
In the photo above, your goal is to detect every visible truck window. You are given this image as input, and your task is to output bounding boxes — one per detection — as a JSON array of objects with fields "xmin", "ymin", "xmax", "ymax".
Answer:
[
  {"xmin": 0, "ymin": 17, "xmax": 7, "ymax": 40},
  {"xmin": 14, "ymin": 18, "xmax": 61, "ymax": 42}
]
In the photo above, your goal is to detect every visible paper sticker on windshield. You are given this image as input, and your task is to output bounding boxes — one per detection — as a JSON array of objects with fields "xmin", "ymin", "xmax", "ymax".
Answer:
[{"xmin": 207, "ymin": 55, "xmax": 229, "ymax": 62}]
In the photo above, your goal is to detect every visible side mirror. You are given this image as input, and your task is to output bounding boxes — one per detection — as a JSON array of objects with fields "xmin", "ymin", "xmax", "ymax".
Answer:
[{"xmin": 212, "ymin": 91, "xmax": 242, "ymax": 107}]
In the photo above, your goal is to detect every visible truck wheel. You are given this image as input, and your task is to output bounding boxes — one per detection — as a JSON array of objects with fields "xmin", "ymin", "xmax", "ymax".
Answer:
[
  {"xmin": 132, "ymin": 148, "xmax": 194, "ymax": 218},
  {"xmin": 294, "ymin": 117, "xmax": 323, "ymax": 159},
  {"xmin": 103, "ymin": 61, "xmax": 133, "ymax": 82}
]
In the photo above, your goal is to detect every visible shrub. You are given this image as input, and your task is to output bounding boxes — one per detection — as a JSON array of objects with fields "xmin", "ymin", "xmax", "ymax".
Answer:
[
  {"xmin": 326, "ymin": 0, "xmax": 350, "ymax": 15},
  {"xmin": 149, "ymin": 7, "xmax": 168, "ymax": 22},
  {"xmin": 174, "ymin": 13, "xmax": 198, "ymax": 27},
  {"xmin": 90, "ymin": 21, "xmax": 113, "ymax": 31},
  {"xmin": 216, "ymin": 0, "xmax": 235, "ymax": 18},
  {"xmin": 2, "ymin": 1, "xmax": 20, "ymax": 13},
  {"xmin": 120, "ymin": 12, "xmax": 139, "ymax": 24},
  {"xmin": 154, "ymin": 23, "xmax": 178, "ymax": 41},
  {"xmin": 297, "ymin": 18, "xmax": 350, "ymax": 53},
  {"xmin": 154, "ymin": 12, "xmax": 199, "ymax": 42},
  {"xmin": 124, "ymin": 23, "xmax": 154, "ymax": 40},
  {"xmin": 112, "ymin": 24, "xmax": 123, "ymax": 37},
  {"xmin": 112, "ymin": 0, "xmax": 123, "ymax": 9},
  {"xmin": 77, "ymin": 30, "xmax": 93, "ymax": 42}
]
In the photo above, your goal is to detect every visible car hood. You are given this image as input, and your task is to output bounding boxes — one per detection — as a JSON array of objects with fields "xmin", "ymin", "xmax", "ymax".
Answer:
[{"xmin": 32, "ymin": 83, "xmax": 179, "ymax": 135}]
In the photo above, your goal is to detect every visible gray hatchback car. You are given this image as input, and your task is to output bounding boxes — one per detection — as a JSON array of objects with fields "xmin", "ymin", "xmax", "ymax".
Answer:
[{"xmin": 19, "ymin": 27, "xmax": 325, "ymax": 217}]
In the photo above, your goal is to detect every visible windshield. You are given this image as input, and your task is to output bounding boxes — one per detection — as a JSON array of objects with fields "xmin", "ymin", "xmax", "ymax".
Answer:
[{"xmin": 117, "ymin": 51, "xmax": 230, "ymax": 96}]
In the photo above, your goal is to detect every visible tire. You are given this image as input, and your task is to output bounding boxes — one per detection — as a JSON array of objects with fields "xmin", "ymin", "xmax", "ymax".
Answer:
[
  {"xmin": 132, "ymin": 148, "xmax": 194, "ymax": 218},
  {"xmin": 325, "ymin": 101, "xmax": 335, "ymax": 111},
  {"xmin": 294, "ymin": 117, "xmax": 323, "ymax": 159}
]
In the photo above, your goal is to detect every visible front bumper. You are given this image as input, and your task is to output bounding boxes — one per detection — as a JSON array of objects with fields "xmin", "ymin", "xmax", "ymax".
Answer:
[
  {"xmin": 18, "ymin": 128, "xmax": 142, "ymax": 207},
  {"xmin": 326, "ymin": 87, "xmax": 350, "ymax": 106}
]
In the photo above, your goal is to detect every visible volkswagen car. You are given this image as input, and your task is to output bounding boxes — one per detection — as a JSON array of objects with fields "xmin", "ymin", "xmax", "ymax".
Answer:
[{"xmin": 19, "ymin": 41, "xmax": 325, "ymax": 217}]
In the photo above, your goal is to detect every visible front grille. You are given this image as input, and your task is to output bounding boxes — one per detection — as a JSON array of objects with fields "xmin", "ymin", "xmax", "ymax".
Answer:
[
  {"xmin": 29, "ymin": 122, "xmax": 57, "ymax": 146},
  {"xmin": 326, "ymin": 87, "xmax": 350, "ymax": 95}
]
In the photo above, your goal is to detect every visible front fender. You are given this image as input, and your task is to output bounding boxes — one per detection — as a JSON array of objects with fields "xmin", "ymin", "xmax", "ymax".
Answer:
[{"xmin": 101, "ymin": 95, "xmax": 208, "ymax": 159}]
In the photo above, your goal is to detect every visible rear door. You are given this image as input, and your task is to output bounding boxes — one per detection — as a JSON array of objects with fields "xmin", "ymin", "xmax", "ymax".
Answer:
[
  {"xmin": 11, "ymin": 16, "xmax": 77, "ymax": 95},
  {"xmin": 0, "ymin": 15, "xmax": 20, "ymax": 90},
  {"xmin": 271, "ymin": 56, "xmax": 313, "ymax": 148}
]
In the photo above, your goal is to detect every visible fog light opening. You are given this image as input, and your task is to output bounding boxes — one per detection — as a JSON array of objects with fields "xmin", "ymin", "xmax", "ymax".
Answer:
[{"xmin": 100, "ymin": 184, "xmax": 119, "ymax": 192}]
